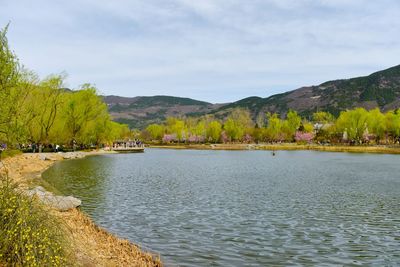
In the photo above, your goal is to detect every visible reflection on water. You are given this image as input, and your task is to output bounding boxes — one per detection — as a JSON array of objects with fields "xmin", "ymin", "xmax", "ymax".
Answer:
[{"xmin": 42, "ymin": 149, "xmax": 400, "ymax": 266}]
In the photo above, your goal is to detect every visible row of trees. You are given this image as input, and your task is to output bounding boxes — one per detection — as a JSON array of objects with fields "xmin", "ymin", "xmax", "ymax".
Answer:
[
  {"xmin": 142, "ymin": 108, "xmax": 400, "ymax": 145},
  {"xmin": 0, "ymin": 25, "xmax": 129, "ymax": 148},
  {"xmin": 143, "ymin": 109, "xmax": 307, "ymax": 144}
]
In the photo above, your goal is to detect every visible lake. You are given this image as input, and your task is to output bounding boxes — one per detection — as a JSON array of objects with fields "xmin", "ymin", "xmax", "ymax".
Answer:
[{"xmin": 42, "ymin": 149, "xmax": 400, "ymax": 266}]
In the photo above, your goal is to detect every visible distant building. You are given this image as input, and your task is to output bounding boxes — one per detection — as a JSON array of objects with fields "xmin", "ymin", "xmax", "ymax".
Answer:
[{"xmin": 313, "ymin": 123, "xmax": 333, "ymax": 133}]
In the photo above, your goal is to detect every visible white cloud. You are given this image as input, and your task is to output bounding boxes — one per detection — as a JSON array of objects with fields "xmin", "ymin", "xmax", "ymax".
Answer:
[{"xmin": 0, "ymin": 0, "xmax": 399, "ymax": 102}]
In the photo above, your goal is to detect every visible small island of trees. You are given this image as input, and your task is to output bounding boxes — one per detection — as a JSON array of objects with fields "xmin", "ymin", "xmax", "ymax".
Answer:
[{"xmin": 142, "ymin": 107, "xmax": 400, "ymax": 146}]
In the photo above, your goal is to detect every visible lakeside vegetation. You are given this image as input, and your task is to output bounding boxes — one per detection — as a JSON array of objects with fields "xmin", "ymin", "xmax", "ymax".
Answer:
[
  {"xmin": 142, "ymin": 107, "xmax": 400, "ymax": 146},
  {"xmin": 1, "ymin": 25, "xmax": 157, "ymax": 266},
  {"xmin": 1, "ymin": 153, "xmax": 163, "ymax": 266},
  {"xmin": 0, "ymin": 175, "xmax": 67, "ymax": 266},
  {"xmin": 0, "ymin": 25, "xmax": 129, "ymax": 150}
]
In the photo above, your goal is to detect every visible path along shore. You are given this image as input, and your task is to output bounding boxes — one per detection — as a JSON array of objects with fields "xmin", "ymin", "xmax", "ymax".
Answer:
[
  {"xmin": 149, "ymin": 143, "xmax": 400, "ymax": 154},
  {"xmin": 1, "ymin": 151, "xmax": 162, "ymax": 267}
]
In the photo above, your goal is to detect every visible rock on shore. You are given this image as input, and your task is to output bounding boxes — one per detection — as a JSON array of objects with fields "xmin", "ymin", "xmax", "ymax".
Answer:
[
  {"xmin": 2, "ymin": 151, "xmax": 161, "ymax": 266},
  {"xmin": 27, "ymin": 186, "xmax": 82, "ymax": 211},
  {"xmin": 61, "ymin": 152, "xmax": 86, "ymax": 159}
]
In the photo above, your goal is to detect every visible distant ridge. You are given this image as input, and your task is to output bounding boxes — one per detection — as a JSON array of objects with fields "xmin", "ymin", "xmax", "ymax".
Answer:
[
  {"xmin": 103, "ymin": 65, "xmax": 400, "ymax": 129},
  {"xmin": 103, "ymin": 95, "xmax": 225, "ymax": 129}
]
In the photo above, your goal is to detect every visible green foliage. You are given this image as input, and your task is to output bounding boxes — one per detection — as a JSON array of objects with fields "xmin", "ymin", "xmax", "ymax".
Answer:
[
  {"xmin": 141, "ymin": 105, "xmax": 400, "ymax": 145},
  {"xmin": 223, "ymin": 109, "xmax": 253, "ymax": 141},
  {"xmin": 0, "ymin": 24, "xmax": 26, "ymax": 144},
  {"xmin": 283, "ymin": 110, "xmax": 301, "ymax": 140},
  {"xmin": 312, "ymin": 111, "xmax": 335, "ymax": 123},
  {"xmin": 385, "ymin": 111, "xmax": 400, "ymax": 141},
  {"xmin": 190, "ymin": 119, "xmax": 206, "ymax": 138},
  {"xmin": 166, "ymin": 117, "xmax": 186, "ymax": 141},
  {"xmin": 62, "ymin": 85, "xmax": 102, "ymax": 142},
  {"xmin": 367, "ymin": 108, "xmax": 386, "ymax": 141},
  {"xmin": 265, "ymin": 113, "xmax": 283, "ymax": 141},
  {"xmin": 129, "ymin": 96, "xmax": 210, "ymax": 108},
  {"xmin": 109, "ymin": 103, "xmax": 128, "ymax": 112},
  {"xmin": 23, "ymin": 75, "xmax": 65, "ymax": 144},
  {"xmin": 0, "ymin": 149, "xmax": 22, "ymax": 159},
  {"xmin": 0, "ymin": 176, "xmax": 67, "ymax": 266},
  {"xmin": 206, "ymin": 121, "xmax": 222, "ymax": 143},
  {"xmin": 302, "ymin": 122, "xmax": 314, "ymax": 133},
  {"xmin": 146, "ymin": 124, "xmax": 165, "ymax": 140},
  {"xmin": 336, "ymin": 108, "xmax": 369, "ymax": 143},
  {"xmin": 360, "ymin": 86, "xmax": 396, "ymax": 106},
  {"xmin": 224, "ymin": 118, "xmax": 243, "ymax": 141}
]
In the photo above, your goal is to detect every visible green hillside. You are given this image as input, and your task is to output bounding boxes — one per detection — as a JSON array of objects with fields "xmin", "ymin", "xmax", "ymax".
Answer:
[{"xmin": 105, "ymin": 65, "xmax": 400, "ymax": 128}]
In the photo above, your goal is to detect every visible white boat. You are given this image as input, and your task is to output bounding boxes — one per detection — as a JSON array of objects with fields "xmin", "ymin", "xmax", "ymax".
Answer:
[{"xmin": 112, "ymin": 140, "xmax": 145, "ymax": 153}]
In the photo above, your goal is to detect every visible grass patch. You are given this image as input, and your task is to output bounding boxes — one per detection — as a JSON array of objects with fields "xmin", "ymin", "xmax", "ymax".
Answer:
[
  {"xmin": 0, "ymin": 174, "xmax": 68, "ymax": 266},
  {"xmin": 0, "ymin": 149, "xmax": 22, "ymax": 160}
]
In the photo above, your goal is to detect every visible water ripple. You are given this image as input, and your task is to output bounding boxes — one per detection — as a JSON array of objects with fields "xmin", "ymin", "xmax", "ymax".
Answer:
[{"xmin": 42, "ymin": 150, "xmax": 400, "ymax": 266}]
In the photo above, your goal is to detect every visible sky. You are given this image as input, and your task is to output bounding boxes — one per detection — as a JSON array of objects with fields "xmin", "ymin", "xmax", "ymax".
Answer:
[{"xmin": 0, "ymin": 0, "xmax": 399, "ymax": 103}]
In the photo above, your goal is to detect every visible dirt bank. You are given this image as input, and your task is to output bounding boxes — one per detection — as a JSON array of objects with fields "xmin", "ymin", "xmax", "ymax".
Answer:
[
  {"xmin": 149, "ymin": 143, "xmax": 400, "ymax": 154},
  {"xmin": 1, "ymin": 152, "xmax": 162, "ymax": 267}
]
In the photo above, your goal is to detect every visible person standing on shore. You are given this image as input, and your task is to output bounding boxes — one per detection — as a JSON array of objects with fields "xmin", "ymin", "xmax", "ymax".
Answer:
[{"xmin": 0, "ymin": 143, "xmax": 6, "ymax": 161}]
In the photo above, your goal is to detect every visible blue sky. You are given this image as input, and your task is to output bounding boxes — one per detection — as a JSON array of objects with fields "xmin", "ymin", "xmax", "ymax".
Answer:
[{"xmin": 1, "ymin": 0, "xmax": 399, "ymax": 103}]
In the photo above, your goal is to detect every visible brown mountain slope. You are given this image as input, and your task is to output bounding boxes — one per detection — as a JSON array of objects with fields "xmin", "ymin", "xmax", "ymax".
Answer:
[
  {"xmin": 104, "ymin": 65, "xmax": 400, "ymax": 128},
  {"xmin": 210, "ymin": 64, "xmax": 400, "ymax": 120},
  {"xmin": 103, "ymin": 95, "xmax": 225, "ymax": 129}
]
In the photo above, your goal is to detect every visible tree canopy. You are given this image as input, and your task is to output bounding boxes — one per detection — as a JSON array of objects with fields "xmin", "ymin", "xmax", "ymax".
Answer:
[
  {"xmin": 139, "ymin": 106, "xmax": 400, "ymax": 145},
  {"xmin": 0, "ymin": 25, "xmax": 129, "ymax": 148}
]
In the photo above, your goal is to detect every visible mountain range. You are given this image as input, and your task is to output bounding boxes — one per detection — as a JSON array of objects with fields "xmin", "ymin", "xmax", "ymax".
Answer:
[{"xmin": 103, "ymin": 64, "xmax": 400, "ymax": 129}]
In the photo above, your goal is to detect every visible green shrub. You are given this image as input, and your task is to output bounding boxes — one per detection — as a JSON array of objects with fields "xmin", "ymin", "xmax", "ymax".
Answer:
[
  {"xmin": 0, "ymin": 149, "xmax": 22, "ymax": 159},
  {"xmin": 0, "ymin": 175, "xmax": 67, "ymax": 266}
]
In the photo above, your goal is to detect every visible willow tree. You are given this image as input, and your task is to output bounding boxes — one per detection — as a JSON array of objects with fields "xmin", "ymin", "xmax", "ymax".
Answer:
[
  {"xmin": 282, "ymin": 110, "xmax": 302, "ymax": 141},
  {"xmin": 367, "ymin": 108, "xmax": 386, "ymax": 143},
  {"xmin": 192, "ymin": 120, "xmax": 206, "ymax": 138},
  {"xmin": 265, "ymin": 113, "xmax": 283, "ymax": 142},
  {"xmin": 61, "ymin": 84, "xmax": 108, "ymax": 144},
  {"xmin": 106, "ymin": 121, "xmax": 130, "ymax": 144},
  {"xmin": 224, "ymin": 108, "xmax": 253, "ymax": 141},
  {"xmin": 166, "ymin": 117, "xmax": 186, "ymax": 142},
  {"xmin": 312, "ymin": 111, "xmax": 335, "ymax": 124},
  {"xmin": 206, "ymin": 121, "xmax": 222, "ymax": 143},
  {"xmin": 0, "ymin": 24, "xmax": 28, "ymax": 144},
  {"xmin": 224, "ymin": 118, "xmax": 242, "ymax": 141},
  {"xmin": 89, "ymin": 117, "xmax": 129, "ymax": 147},
  {"xmin": 24, "ymin": 75, "xmax": 65, "ymax": 144},
  {"xmin": 336, "ymin": 108, "xmax": 369, "ymax": 143},
  {"xmin": 385, "ymin": 111, "xmax": 400, "ymax": 143},
  {"xmin": 146, "ymin": 124, "xmax": 165, "ymax": 140}
]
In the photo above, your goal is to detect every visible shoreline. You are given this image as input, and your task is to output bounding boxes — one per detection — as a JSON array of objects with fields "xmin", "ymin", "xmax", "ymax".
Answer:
[
  {"xmin": 2, "ymin": 151, "xmax": 162, "ymax": 267},
  {"xmin": 148, "ymin": 143, "xmax": 400, "ymax": 154}
]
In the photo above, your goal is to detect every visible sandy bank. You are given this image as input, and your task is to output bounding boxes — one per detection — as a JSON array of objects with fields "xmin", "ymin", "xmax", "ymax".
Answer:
[
  {"xmin": 149, "ymin": 143, "xmax": 400, "ymax": 154},
  {"xmin": 1, "ymin": 152, "xmax": 162, "ymax": 267}
]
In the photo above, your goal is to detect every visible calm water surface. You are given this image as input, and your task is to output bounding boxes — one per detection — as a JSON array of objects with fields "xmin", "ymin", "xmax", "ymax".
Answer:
[{"xmin": 42, "ymin": 149, "xmax": 400, "ymax": 266}]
